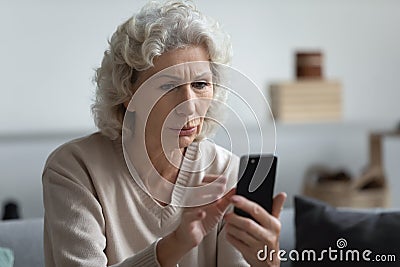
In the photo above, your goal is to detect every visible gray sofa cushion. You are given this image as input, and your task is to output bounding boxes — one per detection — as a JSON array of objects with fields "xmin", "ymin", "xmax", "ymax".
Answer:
[
  {"xmin": 294, "ymin": 196, "xmax": 400, "ymax": 267},
  {"xmin": 0, "ymin": 218, "xmax": 44, "ymax": 267}
]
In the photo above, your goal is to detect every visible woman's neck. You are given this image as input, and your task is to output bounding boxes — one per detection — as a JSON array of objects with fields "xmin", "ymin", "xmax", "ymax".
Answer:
[{"xmin": 130, "ymin": 130, "xmax": 185, "ymax": 185}]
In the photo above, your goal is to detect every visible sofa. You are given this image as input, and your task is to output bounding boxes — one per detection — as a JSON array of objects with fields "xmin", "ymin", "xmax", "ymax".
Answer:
[
  {"xmin": 5, "ymin": 197, "xmax": 400, "ymax": 267},
  {"xmin": 0, "ymin": 218, "xmax": 44, "ymax": 267},
  {"xmin": 0, "ymin": 209, "xmax": 296, "ymax": 267}
]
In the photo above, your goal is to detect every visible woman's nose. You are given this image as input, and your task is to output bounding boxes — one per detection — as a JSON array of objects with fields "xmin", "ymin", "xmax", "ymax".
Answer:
[{"xmin": 175, "ymin": 83, "xmax": 196, "ymax": 116}]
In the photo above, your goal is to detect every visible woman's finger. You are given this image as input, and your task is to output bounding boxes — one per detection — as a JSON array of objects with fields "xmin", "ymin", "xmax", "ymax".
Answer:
[
  {"xmin": 226, "ymin": 225, "xmax": 281, "ymax": 267},
  {"xmin": 197, "ymin": 182, "xmax": 226, "ymax": 196},
  {"xmin": 200, "ymin": 193, "xmax": 225, "ymax": 204},
  {"xmin": 201, "ymin": 175, "xmax": 227, "ymax": 184},
  {"xmin": 182, "ymin": 209, "xmax": 205, "ymax": 223},
  {"xmin": 224, "ymin": 212, "xmax": 267, "ymax": 242},
  {"xmin": 182, "ymin": 177, "xmax": 228, "ymax": 206},
  {"xmin": 225, "ymin": 222, "xmax": 260, "ymax": 247},
  {"xmin": 225, "ymin": 232, "xmax": 252, "ymax": 256},
  {"xmin": 215, "ymin": 188, "xmax": 236, "ymax": 211},
  {"xmin": 198, "ymin": 188, "xmax": 235, "ymax": 212},
  {"xmin": 230, "ymin": 195, "xmax": 279, "ymax": 231}
]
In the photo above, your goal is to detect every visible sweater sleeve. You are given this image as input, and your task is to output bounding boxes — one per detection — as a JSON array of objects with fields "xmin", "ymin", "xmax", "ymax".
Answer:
[
  {"xmin": 43, "ymin": 167, "xmax": 161, "ymax": 267},
  {"xmin": 214, "ymin": 152, "xmax": 249, "ymax": 266},
  {"xmin": 216, "ymin": 206, "xmax": 250, "ymax": 267}
]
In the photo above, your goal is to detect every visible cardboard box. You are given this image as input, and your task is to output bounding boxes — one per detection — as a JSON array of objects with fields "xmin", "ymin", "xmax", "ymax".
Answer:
[{"xmin": 269, "ymin": 80, "xmax": 342, "ymax": 122}]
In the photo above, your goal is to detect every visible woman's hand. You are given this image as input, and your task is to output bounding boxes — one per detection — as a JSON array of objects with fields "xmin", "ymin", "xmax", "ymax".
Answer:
[
  {"xmin": 157, "ymin": 175, "xmax": 235, "ymax": 267},
  {"xmin": 224, "ymin": 193, "xmax": 287, "ymax": 267}
]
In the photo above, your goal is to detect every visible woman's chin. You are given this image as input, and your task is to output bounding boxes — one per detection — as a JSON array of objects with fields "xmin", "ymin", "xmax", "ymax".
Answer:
[{"xmin": 178, "ymin": 135, "xmax": 197, "ymax": 148}]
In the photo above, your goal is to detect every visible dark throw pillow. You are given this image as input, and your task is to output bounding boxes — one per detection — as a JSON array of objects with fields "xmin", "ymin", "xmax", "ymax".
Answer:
[{"xmin": 293, "ymin": 195, "xmax": 400, "ymax": 267}]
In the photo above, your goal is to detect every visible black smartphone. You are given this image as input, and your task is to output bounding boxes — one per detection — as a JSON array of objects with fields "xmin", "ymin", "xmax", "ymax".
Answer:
[{"xmin": 234, "ymin": 154, "xmax": 277, "ymax": 221}]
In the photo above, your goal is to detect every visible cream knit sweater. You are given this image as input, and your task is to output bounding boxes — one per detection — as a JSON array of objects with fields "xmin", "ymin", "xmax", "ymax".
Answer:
[{"xmin": 42, "ymin": 133, "xmax": 249, "ymax": 267}]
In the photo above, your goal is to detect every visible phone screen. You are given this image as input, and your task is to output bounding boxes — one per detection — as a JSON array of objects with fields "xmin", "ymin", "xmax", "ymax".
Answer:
[{"xmin": 234, "ymin": 154, "xmax": 277, "ymax": 221}]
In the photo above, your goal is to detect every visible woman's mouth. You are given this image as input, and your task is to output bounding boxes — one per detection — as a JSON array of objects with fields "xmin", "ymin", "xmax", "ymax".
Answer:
[
  {"xmin": 170, "ymin": 125, "xmax": 198, "ymax": 136},
  {"xmin": 179, "ymin": 125, "xmax": 198, "ymax": 136}
]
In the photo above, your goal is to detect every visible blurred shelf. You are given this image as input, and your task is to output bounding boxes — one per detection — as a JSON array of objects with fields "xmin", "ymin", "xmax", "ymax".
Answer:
[{"xmin": 0, "ymin": 128, "xmax": 95, "ymax": 142}]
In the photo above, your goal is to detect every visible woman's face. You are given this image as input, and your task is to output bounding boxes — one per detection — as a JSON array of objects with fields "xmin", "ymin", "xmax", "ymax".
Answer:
[{"xmin": 128, "ymin": 46, "xmax": 213, "ymax": 151}]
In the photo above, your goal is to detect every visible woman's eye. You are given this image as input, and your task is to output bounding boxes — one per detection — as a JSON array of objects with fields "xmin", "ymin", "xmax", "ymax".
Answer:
[
  {"xmin": 191, "ymin": 81, "xmax": 210, "ymax": 90},
  {"xmin": 160, "ymin": 83, "xmax": 177, "ymax": 91}
]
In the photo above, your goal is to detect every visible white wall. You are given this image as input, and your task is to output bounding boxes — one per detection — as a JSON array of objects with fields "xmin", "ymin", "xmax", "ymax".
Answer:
[{"xmin": 1, "ymin": 0, "xmax": 400, "ymax": 218}]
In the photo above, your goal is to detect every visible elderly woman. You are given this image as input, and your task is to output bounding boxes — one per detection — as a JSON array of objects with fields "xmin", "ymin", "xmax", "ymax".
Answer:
[{"xmin": 42, "ymin": 1, "xmax": 286, "ymax": 266}]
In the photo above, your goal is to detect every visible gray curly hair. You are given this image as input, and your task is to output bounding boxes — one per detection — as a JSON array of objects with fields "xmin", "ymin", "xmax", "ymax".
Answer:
[{"xmin": 92, "ymin": 0, "xmax": 232, "ymax": 140}]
